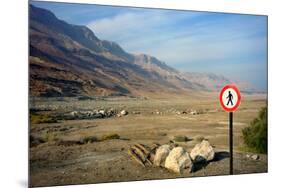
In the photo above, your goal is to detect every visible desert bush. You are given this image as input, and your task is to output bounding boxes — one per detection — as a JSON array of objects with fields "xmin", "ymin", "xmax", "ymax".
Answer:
[
  {"xmin": 42, "ymin": 132, "xmax": 58, "ymax": 142},
  {"xmin": 30, "ymin": 112, "xmax": 57, "ymax": 124},
  {"xmin": 77, "ymin": 96, "xmax": 93, "ymax": 101},
  {"xmin": 79, "ymin": 134, "xmax": 120, "ymax": 144},
  {"xmin": 242, "ymin": 107, "xmax": 267, "ymax": 153},
  {"xmin": 56, "ymin": 140, "xmax": 80, "ymax": 146},
  {"xmin": 79, "ymin": 136, "xmax": 98, "ymax": 144},
  {"xmin": 173, "ymin": 135, "xmax": 190, "ymax": 142},
  {"xmin": 30, "ymin": 135, "xmax": 45, "ymax": 147},
  {"xmin": 100, "ymin": 133, "xmax": 120, "ymax": 141}
]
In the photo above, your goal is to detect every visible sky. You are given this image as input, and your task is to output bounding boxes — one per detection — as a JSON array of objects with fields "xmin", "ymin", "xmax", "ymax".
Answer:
[{"xmin": 30, "ymin": 1, "xmax": 268, "ymax": 91}]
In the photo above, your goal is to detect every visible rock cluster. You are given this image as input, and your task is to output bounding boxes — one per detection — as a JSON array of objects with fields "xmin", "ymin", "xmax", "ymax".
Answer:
[
  {"xmin": 128, "ymin": 140, "xmax": 215, "ymax": 174},
  {"xmin": 246, "ymin": 154, "xmax": 260, "ymax": 160},
  {"xmin": 159, "ymin": 140, "xmax": 214, "ymax": 174},
  {"xmin": 164, "ymin": 108, "xmax": 207, "ymax": 115},
  {"xmin": 67, "ymin": 109, "xmax": 128, "ymax": 119}
]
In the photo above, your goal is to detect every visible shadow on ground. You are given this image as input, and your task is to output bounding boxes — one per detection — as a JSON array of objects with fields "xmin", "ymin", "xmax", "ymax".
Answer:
[
  {"xmin": 213, "ymin": 151, "xmax": 230, "ymax": 162},
  {"xmin": 191, "ymin": 151, "xmax": 229, "ymax": 172}
]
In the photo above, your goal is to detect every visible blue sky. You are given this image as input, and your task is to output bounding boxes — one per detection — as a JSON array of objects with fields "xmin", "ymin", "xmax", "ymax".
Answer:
[{"xmin": 31, "ymin": 1, "xmax": 268, "ymax": 91}]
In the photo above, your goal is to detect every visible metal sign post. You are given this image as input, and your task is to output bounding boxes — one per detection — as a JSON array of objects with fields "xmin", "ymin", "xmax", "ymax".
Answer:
[
  {"xmin": 229, "ymin": 112, "xmax": 233, "ymax": 175},
  {"xmin": 219, "ymin": 84, "xmax": 241, "ymax": 175}
]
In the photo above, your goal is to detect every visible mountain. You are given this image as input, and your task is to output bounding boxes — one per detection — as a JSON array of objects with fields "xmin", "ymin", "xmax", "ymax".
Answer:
[{"xmin": 29, "ymin": 5, "xmax": 255, "ymax": 97}]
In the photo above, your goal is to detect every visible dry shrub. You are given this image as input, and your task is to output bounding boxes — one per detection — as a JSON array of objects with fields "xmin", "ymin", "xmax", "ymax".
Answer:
[
  {"xmin": 100, "ymin": 133, "xmax": 120, "ymax": 141},
  {"xmin": 30, "ymin": 112, "xmax": 57, "ymax": 124}
]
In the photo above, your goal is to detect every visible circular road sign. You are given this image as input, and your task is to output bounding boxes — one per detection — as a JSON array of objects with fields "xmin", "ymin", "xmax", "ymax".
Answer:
[{"xmin": 219, "ymin": 84, "xmax": 241, "ymax": 112}]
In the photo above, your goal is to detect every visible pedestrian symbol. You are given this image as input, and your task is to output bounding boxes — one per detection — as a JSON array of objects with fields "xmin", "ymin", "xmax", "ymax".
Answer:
[
  {"xmin": 226, "ymin": 91, "xmax": 233, "ymax": 106},
  {"xmin": 219, "ymin": 84, "xmax": 241, "ymax": 112}
]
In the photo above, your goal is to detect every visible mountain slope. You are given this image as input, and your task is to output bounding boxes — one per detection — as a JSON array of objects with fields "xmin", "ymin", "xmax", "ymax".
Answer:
[
  {"xmin": 29, "ymin": 5, "xmax": 199, "ymax": 97},
  {"xmin": 29, "ymin": 5, "xmax": 255, "ymax": 97}
]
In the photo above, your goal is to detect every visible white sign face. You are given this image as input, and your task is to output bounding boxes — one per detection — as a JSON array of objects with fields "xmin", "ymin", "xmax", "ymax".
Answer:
[
  {"xmin": 221, "ymin": 88, "xmax": 238, "ymax": 107},
  {"xmin": 219, "ymin": 84, "xmax": 241, "ymax": 112}
]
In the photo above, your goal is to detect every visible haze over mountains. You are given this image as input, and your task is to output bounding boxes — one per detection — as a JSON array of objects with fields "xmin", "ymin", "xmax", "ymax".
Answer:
[{"xmin": 29, "ymin": 5, "xmax": 256, "ymax": 97}]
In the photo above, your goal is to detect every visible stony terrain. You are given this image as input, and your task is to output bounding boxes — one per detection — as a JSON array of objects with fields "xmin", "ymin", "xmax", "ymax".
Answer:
[{"xmin": 29, "ymin": 95, "xmax": 267, "ymax": 187}]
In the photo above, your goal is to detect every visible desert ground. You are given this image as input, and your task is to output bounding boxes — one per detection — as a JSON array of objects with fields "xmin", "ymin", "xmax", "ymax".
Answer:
[{"xmin": 29, "ymin": 94, "xmax": 267, "ymax": 187}]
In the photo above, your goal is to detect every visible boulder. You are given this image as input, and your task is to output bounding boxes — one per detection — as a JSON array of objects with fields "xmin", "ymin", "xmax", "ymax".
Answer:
[
  {"xmin": 84, "ymin": 111, "xmax": 94, "ymax": 117},
  {"xmin": 190, "ymin": 140, "xmax": 215, "ymax": 163},
  {"xmin": 106, "ymin": 108, "xmax": 115, "ymax": 116},
  {"xmin": 70, "ymin": 111, "xmax": 78, "ymax": 117},
  {"xmin": 93, "ymin": 113, "xmax": 103, "ymax": 119},
  {"xmin": 251, "ymin": 154, "xmax": 259, "ymax": 160},
  {"xmin": 190, "ymin": 110, "xmax": 198, "ymax": 115},
  {"xmin": 165, "ymin": 147, "xmax": 193, "ymax": 174},
  {"xmin": 153, "ymin": 144, "xmax": 171, "ymax": 167},
  {"xmin": 98, "ymin": 110, "xmax": 106, "ymax": 116},
  {"xmin": 120, "ymin": 110, "xmax": 128, "ymax": 116}
]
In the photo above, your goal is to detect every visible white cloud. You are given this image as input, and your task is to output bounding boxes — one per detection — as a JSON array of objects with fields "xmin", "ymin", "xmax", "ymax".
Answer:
[
  {"xmin": 86, "ymin": 10, "xmax": 267, "ymax": 90},
  {"xmin": 87, "ymin": 10, "xmax": 201, "ymax": 48},
  {"xmin": 88, "ymin": 11, "xmax": 180, "ymax": 42},
  {"xmin": 87, "ymin": 11, "xmax": 267, "ymax": 67},
  {"xmin": 88, "ymin": 11, "xmax": 266, "ymax": 65}
]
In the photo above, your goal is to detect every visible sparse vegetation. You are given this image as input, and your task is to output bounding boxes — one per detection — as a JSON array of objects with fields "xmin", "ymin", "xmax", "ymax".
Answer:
[
  {"xmin": 30, "ymin": 112, "xmax": 57, "ymax": 124},
  {"xmin": 30, "ymin": 96, "xmax": 268, "ymax": 186},
  {"xmin": 42, "ymin": 132, "xmax": 59, "ymax": 142},
  {"xmin": 173, "ymin": 135, "xmax": 190, "ymax": 142},
  {"xmin": 77, "ymin": 96, "xmax": 93, "ymax": 101},
  {"xmin": 30, "ymin": 135, "xmax": 46, "ymax": 147},
  {"xmin": 79, "ymin": 133, "xmax": 120, "ymax": 144},
  {"xmin": 79, "ymin": 136, "xmax": 98, "ymax": 144},
  {"xmin": 100, "ymin": 133, "xmax": 120, "ymax": 141},
  {"xmin": 242, "ymin": 107, "xmax": 267, "ymax": 153}
]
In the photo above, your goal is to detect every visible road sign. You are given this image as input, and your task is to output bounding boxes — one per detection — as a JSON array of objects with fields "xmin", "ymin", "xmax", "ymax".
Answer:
[
  {"xmin": 219, "ymin": 84, "xmax": 241, "ymax": 112},
  {"xmin": 219, "ymin": 84, "xmax": 241, "ymax": 175}
]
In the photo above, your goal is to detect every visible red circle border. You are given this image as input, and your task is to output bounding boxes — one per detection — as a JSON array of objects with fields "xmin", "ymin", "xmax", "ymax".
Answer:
[{"xmin": 219, "ymin": 84, "xmax": 241, "ymax": 112}]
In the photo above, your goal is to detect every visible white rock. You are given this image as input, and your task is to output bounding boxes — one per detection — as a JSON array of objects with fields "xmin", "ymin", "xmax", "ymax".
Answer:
[
  {"xmin": 190, "ymin": 140, "xmax": 215, "ymax": 162},
  {"xmin": 190, "ymin": 110, "xmax": 198, "ymax": 115},
  {"xmin": 251, "ymin": 154, "xmax": 259, "ymax": 160},
  {"xmin": 120, "ymin": 110, "xmax": 128, "ymax": 116},
  {"xmin": 107, "ymin": 108, "xmax": 114, "ymax": 115},
  {"xmin": 85, "ymin": 111, "xmax": 94, "ymax": 117},
  {"xmin": 98, "ymin": 110, "xmax": 106, "ymax": 116},
  {"xmin": 70, "ymin": 111, "xmax": 78, "ymax": 116},
  {"xmin": 165, "ymin": 147, "xmax": 193, "ymax": 174},
  {"xmin": 153, "ymin": 145, "xmax": 171, "ymax": 167}
]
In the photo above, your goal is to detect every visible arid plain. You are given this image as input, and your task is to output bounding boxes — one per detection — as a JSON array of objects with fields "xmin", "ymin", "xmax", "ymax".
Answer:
[{"xmin": 30, "ymin": 94, "xmax": 267, "ymax": 187}]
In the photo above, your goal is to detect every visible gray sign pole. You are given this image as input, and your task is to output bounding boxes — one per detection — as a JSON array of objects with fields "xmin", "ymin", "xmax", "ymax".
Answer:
[{"xmin": 229, "ymin": 112, "xmax": 233, "ymax": 175}]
